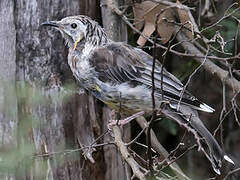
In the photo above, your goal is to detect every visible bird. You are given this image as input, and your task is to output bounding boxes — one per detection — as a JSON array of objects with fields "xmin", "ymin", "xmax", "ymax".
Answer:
[{"xmin": 42, "ymin": 15, "xmax": 234, "ymax": 174}]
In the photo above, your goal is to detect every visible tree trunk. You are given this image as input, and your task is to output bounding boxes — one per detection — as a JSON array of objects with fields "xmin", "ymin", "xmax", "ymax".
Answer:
[
  {"xmin": 100, "ymin": 1, "xmax": 131, "ymax": 180},
  {"xmin": 0, "ymin": 0, "xmax": 129, "ymax": 180},
  {"xmin": 0, "ymin": 0, "xmax": 17, "ymax": 179}
]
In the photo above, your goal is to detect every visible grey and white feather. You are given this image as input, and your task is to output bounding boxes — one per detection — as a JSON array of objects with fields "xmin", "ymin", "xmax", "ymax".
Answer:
[{"xmin": 42, "ymin": 15, "xmax": 234, "ymax": 174}]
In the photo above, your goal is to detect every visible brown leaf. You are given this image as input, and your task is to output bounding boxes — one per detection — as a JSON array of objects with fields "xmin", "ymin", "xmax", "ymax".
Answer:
[
  {"xmin": 133, "ymin": 1, "xmax": 176, "ymax": 46},
  {"xmin": 143, "ymin": 3, "xmax": 176, "ymax": 45},
  {"xmin": 176, "ymin": 0, "xmax": 194, "ymax": 40},
  {"xmin": 143, "ymin": 3, "xmax": 166, "ymax": 21},
  {"xmin": 133, "ymin": 1, "xmax": 156, "ymax": 31},
  {"xmin": 157, "ymin": 8, "xmax": 175, "ymax": 44},
  {"xmin": 137, "ymin": 3, "xmax": 166, "ymax": 46},
  {"xmin": 137, "ymin": 21, "xmax": 155, "ymax": 46}
]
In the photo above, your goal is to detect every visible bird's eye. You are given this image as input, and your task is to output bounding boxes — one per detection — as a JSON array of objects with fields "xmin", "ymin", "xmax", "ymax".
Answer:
[{"xmin": 71, "ymin": 23, "xmax": 77, "ymax": 29}]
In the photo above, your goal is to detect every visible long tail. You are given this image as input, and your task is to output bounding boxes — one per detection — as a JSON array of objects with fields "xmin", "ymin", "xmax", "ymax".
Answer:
[{"xmin": 161, "ymin": 104, "xmax": 234, "ymax": 174}]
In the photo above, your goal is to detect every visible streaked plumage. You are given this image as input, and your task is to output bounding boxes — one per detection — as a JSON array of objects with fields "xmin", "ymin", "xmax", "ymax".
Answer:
[{"xmin": 42, "ymin": 15, "xmax": 234, "ymax": 174}]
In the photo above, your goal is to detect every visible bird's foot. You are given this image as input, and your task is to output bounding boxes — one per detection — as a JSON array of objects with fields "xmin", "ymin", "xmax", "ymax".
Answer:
[{"xmin": 107, "ymin": 111, "xmax": 144, "ymax": 130}]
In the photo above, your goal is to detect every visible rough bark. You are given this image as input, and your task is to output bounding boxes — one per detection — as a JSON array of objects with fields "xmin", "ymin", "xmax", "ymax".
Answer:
[
  {"xmin": 0, "ymin": 0, "xmax": 17, "ymax": 179},
  {"xmin": 101, "ymin": 0, "xmax": 128, "ymax": 42},
  {"xmin": 14, "ymin": 0, "xmax": 110, "ymax": 178},
  {"xmin": 0, "ymin": 0, "xmax": 129, "ymax": 180},
  {"xmin": 101, "ymin": 1, "xmax": 131, "ymax": 180}
]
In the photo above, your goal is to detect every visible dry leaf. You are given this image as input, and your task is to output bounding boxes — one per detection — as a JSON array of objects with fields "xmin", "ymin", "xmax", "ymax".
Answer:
[
  {"xmin": 137, "ymin": 3, "xmax": 166, "ymax": 46},
  {"xmin": 157, "ymin": 8, "xmax": 175, "ymax": 44},
  {"xmin": 176, "ymin": 0, "xmax": 194, "ymax": 40},
  {"xmin": 133, "ymin": 1, "xmax": 176, "ymax": 46},
  {"xmin": 133, "ymin": 1, "xmax": 156, "ymax": 31},
  {"xmin": 137, "ymin": 21, "xmax": 155, "ymax": 46}
]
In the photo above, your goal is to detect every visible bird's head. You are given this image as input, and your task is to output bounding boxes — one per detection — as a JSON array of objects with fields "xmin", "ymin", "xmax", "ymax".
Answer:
[{"xmin": 42, "ymin": 15, "xmax": 108, "ymax": 49}]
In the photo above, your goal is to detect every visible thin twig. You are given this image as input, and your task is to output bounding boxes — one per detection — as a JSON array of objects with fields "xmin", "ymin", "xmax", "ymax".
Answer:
[
  {"xmin": 169, "ymin": 130, "xmax": 187, "ymax": 159},
  {"xmin": 223, "ymin": 168, "xmax": 240, "ymax": 180},
  {"xmin": 231, "ymin": 91, "xmax": 240, "ymax": 126},
  {"xmin": 136, "ymin": 116, "xmax": 191, "ymax": 180},
  {"xmin": 218, "ymin": 80, "xmax": 226, "ymax": 147},
  {"xmin": 129, "ymin": 147, "xmax": 149, "ymax": 168},
  {"xmin": 176, "ymin": 31, "xmax": 240, "ymax": 92},
  {"xmin": 160, "ymin": 144, "xmax": 197, "ymax": 171},
  {"xmin": 113, "ymin": 125, "xmax": 147, "ymax": 180},
  {"xmin": 125, "ymin": 126, "xmax": 147, "ymax": 146},
  {"xmin": 214, "ymin": 107, "xmax": 234, "ymax": 136},
  {"xmin": 33, "ymin": 141, "xmax": 115, "ymax": 158},
  {"xmin": 201, "ymin": 2, "xmax": 240, "ymax": 32},
  {"xmin": 177, "ymin": 47, "xmax": 209, "ymax": 111},
  {"xmin": 149, "ymin": 0, "xmax": 195, "ymax": 11},
  {"xmin": 147, "ymin": 12, "xmax": 160, "ymax": 175}
]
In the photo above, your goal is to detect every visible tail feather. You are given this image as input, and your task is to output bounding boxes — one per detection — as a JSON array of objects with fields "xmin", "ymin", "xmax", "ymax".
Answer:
[{"xmin": 161, "ymin": 104, "xmax": 233, "ymax": 174}]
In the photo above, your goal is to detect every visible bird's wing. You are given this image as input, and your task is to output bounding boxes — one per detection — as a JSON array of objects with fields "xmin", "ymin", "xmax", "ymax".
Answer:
[
  {"xmin": 89, "ymin": 42, "xmax": 214, "ymax": 112},
  {"xmin": 89, "ymin": 42, "xmax": 144, "ymax": 84}
]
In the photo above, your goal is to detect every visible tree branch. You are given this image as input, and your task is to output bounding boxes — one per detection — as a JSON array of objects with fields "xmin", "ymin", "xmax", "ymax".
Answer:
[
  {"xmin": 176, "ymin": 32, "xmax": 240, "ymax": 92},
  {"xmin": 136, "ymin": 116, "xmax": 191, "ymax": 180},
  {"xmin": 112, "ymin": 125, "xmax": 147, "ymax": 180}
]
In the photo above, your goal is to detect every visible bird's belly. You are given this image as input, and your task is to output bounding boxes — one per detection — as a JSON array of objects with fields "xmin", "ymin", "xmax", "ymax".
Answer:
[{"xmin": 96, "ymin": 82, "xmax": 157, "ymax": 113}]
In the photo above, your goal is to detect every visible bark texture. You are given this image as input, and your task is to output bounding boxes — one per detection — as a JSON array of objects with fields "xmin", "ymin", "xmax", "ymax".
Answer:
[
  {"xmin": 0, "ymin": 0, "xmax": 128, "ymax": 180},
  {"xmin": 101, "ymin": 1, "xmax": 131, "ymax": 179},
  {"xmin": 0, "ymin": 0, "xmax": 17, "ymax": 179}
]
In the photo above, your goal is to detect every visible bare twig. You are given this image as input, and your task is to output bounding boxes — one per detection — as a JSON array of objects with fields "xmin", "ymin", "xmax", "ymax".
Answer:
[
  {"xmin": 168, "ymin": 130, "xmax": 187, "ymax": 160},
  {"xmin": 129, "ymin": 147, "xmax": 149, "ymax": 168},
  {"xmin": 160, "ymin": 18, "xmax": 183, "ymax": 100},
  {"xmin": 201, "ymin": 2, "xmax": 240, "ymax": 32},
  {"xmin": 231, "ymin": 91, "xmax": 240, "ymax": 126},
  {"xmin": 223, "ymin": 168, "xmax": 240, "ymax": 180},
  {"xmin": 214, "ymin": 107, "xmax": 234, "ymax": 136},
  {"xmin": 176, "ymin": 32, "xmax": 240, "ymax": 92},
  {"xmin": 126, "ymin": 126, "xmax": 147, "ymax": 146},
  {"xmin": 160, "ymin": 144, "xmax": 197, "ymax": 172},
  {"xmin": 147, "ymin": 13, "xmax": 160, "ymax": 175},
  {"xmin": 198, "ymin": 0, "xmax": 201, "ymax": 26},
  {"xmin": 201, "ymin": 0, "xmax": 210, "ymax": 16},
  {"xmin": 132, "ymin": 142, "xmax": 156, "ymax": 154},
  {"xmin": 177, "ymin": 39, "xmax": 209, "ymax": 111},
  {"xmin": 149, "ymin": 0, "xmax": 195, "ymax": 11},
  {"xmin": 218, "ymin": 81, "xmax": 226, "ymax": 147},
  {"xmin": 34, "ymin": 141, "xmax": 115, "ymax": 158},
  {"xmin": 112, "ymin": 125, "xmax": 147, "ymax": 180},
  {"xmin": 136, "ymin": 116, "xmax": 191, "ymax": 180}
]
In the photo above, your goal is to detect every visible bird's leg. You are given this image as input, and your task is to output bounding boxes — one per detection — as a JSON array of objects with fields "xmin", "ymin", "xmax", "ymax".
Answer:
[{"xmin": 108, "ymin": 111, "xmax": 145, "ymax": 130}]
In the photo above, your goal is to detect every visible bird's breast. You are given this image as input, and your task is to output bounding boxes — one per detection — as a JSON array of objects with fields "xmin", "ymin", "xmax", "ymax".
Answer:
[{"xmin": 68, "ymin": 54, "xmax": 94, "ymax": 86}]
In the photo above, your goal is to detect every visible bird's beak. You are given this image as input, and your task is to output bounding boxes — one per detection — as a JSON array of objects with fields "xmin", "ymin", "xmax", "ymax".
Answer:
[{"xmin": 41, "ymin": 21, "xmax": 60, "ymax": 28}]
